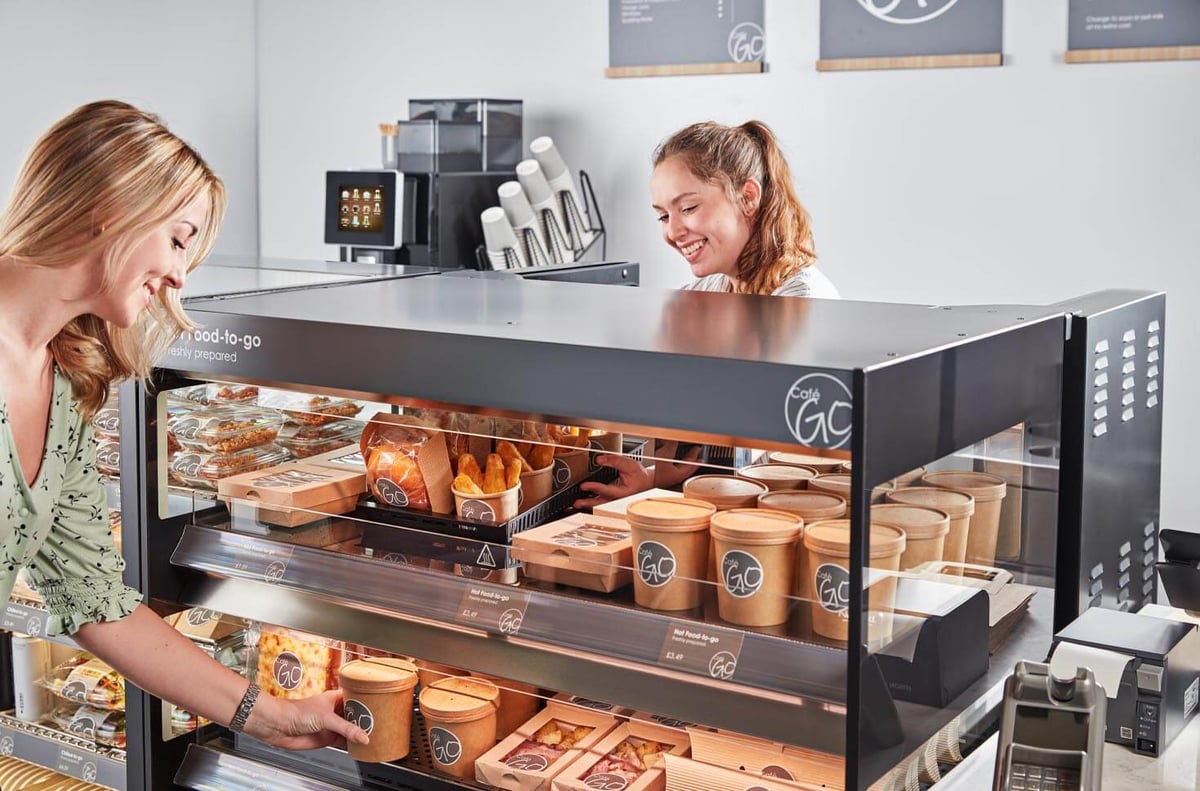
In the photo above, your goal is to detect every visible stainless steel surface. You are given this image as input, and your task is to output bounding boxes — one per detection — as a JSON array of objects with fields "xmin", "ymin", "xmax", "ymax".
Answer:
[
  {"xmin": 183, "ymin": 256, "xmax": 438, "ymax": 300},
  {"xmin": 174, "ymin": 743, "xmax": 347, "ymax": 790}
]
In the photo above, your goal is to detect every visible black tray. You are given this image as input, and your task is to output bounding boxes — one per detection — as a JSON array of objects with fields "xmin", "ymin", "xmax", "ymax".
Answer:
[{"xmin": 358, "ymin": 440, "xmax": 645, "ymax": 571}]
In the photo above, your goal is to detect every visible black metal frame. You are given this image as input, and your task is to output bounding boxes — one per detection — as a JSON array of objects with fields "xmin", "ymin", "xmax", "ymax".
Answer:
[{"xmin": 113, "ymin": 278, "xmax": 1163, "ymax": 790}]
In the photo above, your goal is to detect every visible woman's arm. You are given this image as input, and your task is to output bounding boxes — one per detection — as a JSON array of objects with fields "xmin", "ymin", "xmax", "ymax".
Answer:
[{"xmin": 75, "ymin": 605, "xmax": 368, "ymax": 749}]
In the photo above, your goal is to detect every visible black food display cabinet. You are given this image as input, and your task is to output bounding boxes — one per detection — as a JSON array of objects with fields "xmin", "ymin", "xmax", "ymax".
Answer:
[{"xmin": 109, "ymin": 275, "xmax": 1162, "ymax": 790}]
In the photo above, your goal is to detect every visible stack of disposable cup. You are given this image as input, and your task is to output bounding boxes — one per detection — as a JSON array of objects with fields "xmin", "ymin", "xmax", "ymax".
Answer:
[
  {"xmin": 516, "ymin": 159, "xmax": 570, "ymax": 264},
  {"xmin": 531, "ymin": 136, "xmax": 594, "ymax": 252},
  {"xmin": 498, "ymin": 181, "xmax": 551, "ymax": 267},
  {"xmin": 480, "ymin": 207, "xmax": 523, "ymax": 270}
]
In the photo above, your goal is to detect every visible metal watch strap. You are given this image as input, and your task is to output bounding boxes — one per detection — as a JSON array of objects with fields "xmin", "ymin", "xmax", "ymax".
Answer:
[{"xmin": 229, "ymin": 682, "xmax": 261, "ymax": 733}]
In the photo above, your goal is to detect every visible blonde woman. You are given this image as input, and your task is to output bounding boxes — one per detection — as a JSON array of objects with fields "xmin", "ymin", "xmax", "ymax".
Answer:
[
  {"xmin": 578, "ymin": 120, "xmax": 837, "ymax": 508},
  {"xmin": 0, "ymin": 101, "xmax": 367, "ymax": 750}
]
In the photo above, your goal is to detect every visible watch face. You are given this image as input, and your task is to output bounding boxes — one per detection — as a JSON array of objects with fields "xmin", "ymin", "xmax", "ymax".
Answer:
[{"xmin": 338, "ymin": 184, "xmax": 384, "ymax": 232}]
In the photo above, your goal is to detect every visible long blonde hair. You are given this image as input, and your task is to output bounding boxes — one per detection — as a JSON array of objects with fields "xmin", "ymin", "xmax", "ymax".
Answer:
[
  {"xmin": 653, "ymin": 120, "xmax": 816, "ymax": 296},
  {"xmin": 0, "ymin": 100, "xmax": 225, "ymax": 418}
]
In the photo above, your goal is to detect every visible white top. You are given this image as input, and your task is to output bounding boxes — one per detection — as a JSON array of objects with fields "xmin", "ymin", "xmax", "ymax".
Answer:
[{"xmin": 683, "ymin": 266, "xmax": 840, "ymax": 298}]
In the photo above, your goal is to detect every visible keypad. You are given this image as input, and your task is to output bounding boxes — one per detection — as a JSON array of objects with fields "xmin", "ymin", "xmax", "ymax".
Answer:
[{"xmin": 1008, "ymin": 762, "xmax": 1080, "ymax": 790}]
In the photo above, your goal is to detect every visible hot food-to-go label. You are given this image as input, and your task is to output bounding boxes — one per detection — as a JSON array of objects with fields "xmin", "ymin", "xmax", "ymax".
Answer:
[
  {"xmin": 430, "ymin": 726, "xmax": 463, "ymax": 766},
  {"xmin": 816, "ymin": 563, "xmax": 851, "ymax": 617},
  {"xmin": 251, "ymin": 468, "xmax": 331, "ymax": 489},
  {"xmin": 552, "ymin": 523, "xmax": 629, "ymax": 549},
  {"xmin": 454, "ymin": 585, "xmax": 531, "ymax": 636},
  {"xmin": 658, "ymin": 619, "xmax": 745, "ymax": 681},
  {"xmin": 343, "ymin": 698, "xmax": 374, "ymax": 735},
  {"xmin": 721, "ymin": 550, "xmax": 765, "ymax": 598},
  {"xmin": 585, "ymin": 774, "xmax": 629, "ymax": 790},
  {"xmin": 165, "ymin": 324, "xmax": 266, "ymax": 368},
  {"xmin": 637, "ymin": 541, "xmax": 677, "ymax": 587}
]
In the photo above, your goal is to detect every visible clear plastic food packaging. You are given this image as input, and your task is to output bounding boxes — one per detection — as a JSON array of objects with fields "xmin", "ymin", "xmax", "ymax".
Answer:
[
  {"xmin": 96, "ymin": 439, "xmax": 120, "ymax": 477},
  {"xmin": 41, "ymin": 655, "xmax": 125, "ymax": 710},
  {"xmin": 49, "ymin": 703, "xmax": 126, "ymax": 748},
  {"xmin": 169, "ymin": 406, "xmax": 282, "ymax": 453},
  {"xmin": 278, "ymin": 394, "xmax": 363, "ymax": 426},
  {"xmin": 169, "ymin": 445, "xmax": 290, "ymax": 489},
  {"xmin": 276, "ymin": 419, "xmax": 361, "ymax": 458}
]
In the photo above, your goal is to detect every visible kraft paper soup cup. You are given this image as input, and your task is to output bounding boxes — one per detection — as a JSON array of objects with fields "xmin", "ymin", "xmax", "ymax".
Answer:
[
  {"xmin": 808, "ymin": 474, "xmax": 895, "ymax": 505},
  {"xmin": 339, "ymin": 657, "xmax": 419, "ymax": 763},
  {"xmin": 885, "ymin": 487, "xmax": 975, "ymax": 575},
  {"xmin": 682, "ymin": 474, "xmax": 769, "ymax": 510},
  {"xmin": 469, "ymin": 672, "xmax": 543, "ymax": 740},
  {"xmin": 419, "ymin": 676, "xmax": 501, "ymax": 779},
  {"xmin": 768, "ymin": 451, "xmax": 845, "ymax": 474},
  {"xmin": 735, "ymin": 463, "xmax": 818, "ymax": 492},
  {"xmin": 870, "ymin": 503, "xmax": 951, "ymax": 571},
  {"xmin": 893, "ymin": 466, "xmax": 926, "ymax": 488},
  {"xmin": 757, "ymin": 490, "xmax": 847, "ymax": 522},
  {"xmin": 518, "ymin": 463, "xmax": 553, "ymax": 511},
  {"xmin": 710, "ymin": 509, "xmax": 803, "ymax": 627},
  {"xmin": 452, "ymin": 480, "xmax": 520, "ymax": 525},
  {"xmin": 801, "ymin": 520, "xmax": 905, "ymax": 644},
  {"xmin": 920, "ymin": 471, "xmax": 1007, "ymax": 568},
  {"xmin": 414, "ymin": 659, "xmax": 467, "ymax": 691},
  {"xmin": 553, "ymin": 447, "xmax": 589, "ymax": 492},
  {"xmin": 626, "ymin": 497, "xmax": 716, "ymax": 611}
]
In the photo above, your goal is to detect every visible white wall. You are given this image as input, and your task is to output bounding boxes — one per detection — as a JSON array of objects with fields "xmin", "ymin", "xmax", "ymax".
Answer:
[
  {"xmin": 0, "ymin": 0, "xmax": 258, "ymax": 256},
  {"xmin": 256, "ymin": 0, "xmax": 1198, "ymax": 530}
]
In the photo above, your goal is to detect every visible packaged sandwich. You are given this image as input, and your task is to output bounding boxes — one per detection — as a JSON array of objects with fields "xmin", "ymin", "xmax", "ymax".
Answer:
[
  {"xmin": 50, "ymin": 703, "xmax": 126, "ymax": 749},
  {"xmin": 42, "ymin": 655, "xmax": 125, "ymax": 710}
]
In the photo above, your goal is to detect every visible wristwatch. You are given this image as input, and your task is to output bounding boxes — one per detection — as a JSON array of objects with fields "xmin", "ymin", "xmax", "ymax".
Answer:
[{"xmin": 229, "ymin": 682, "xmax": 261, "ymax": 733}]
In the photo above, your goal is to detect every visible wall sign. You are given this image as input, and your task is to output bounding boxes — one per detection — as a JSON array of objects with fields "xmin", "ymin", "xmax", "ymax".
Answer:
[
  {"xmin": 818, "ymin": 0, "xmax": 1003, "ymax": 72},
  {"xmin": 1067, "ymin": 0, "xmax": 1200, "ymax": 63},
  {"xmin": 608, "ymin": 0, "xmax": 765, "ymax": 78}
]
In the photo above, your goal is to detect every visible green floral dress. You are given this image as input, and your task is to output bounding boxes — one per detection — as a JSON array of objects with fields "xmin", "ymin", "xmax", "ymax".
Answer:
[{"xmin": 0, "ymin": 368, "xmax": 141, "ymax": 636}]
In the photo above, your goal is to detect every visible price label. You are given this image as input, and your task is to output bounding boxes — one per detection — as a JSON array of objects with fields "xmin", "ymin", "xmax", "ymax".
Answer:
[
  {"xmin": 56, "ymin": 747, "xmax": 99, "ymax": 783},
  {"xmin": 2, "ymin": 602, "xmax": 46, "ymax": 637},
  {"xmin": 454, "ymin": 585, "xmax": 531, "ymax": 636},
  {"xmin": 229, "ymin": 538, "xmax": 295, "ymax": 584},
  {"xmin": 657, "ymin": 620, "xmax": 745, "ymax": 681}
]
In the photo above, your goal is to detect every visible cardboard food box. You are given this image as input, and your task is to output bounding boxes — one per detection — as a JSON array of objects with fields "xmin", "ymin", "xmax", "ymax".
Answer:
[
  {"xmin": 303, "ymin": 446, "xmax": 368, "ymax": 474},
  {"xmin": 217, "ymin": 462, "xmax": 365, "ymax": 528},
  {"xmin": 664, "ymin": 754, "xmax": 827, "ymax": 790},
  {"xmin": 592, "ymin": 488, "xmax": 682, "ymax": 522},
  {"xmin": 551, "ymin": 693, "xmax": 634, "ymax": 718},
  {"xmin": 686, "ymin": 730, "xmax": 844, "ymax": 790},
  {"xmin": 476, "ymin": 700, "xmax": 621, "ymax": 790},
  {"xmin": 627, "ymin": 711, "xmax": 715, "ymax": 738},
  {"xmin": 553, "ymin": 720, "xmax": 690, "ymax": 791},
  {"xmin": 360, "ymin": 414, "xmax": 454, "ymax": 514},
  {"xmin": 166, "ymin": 608, "xmax": 245, "ymax": 644},
  {"xmin": 512, "ymin": 514, "xmax": 633, "ymax": 592}
]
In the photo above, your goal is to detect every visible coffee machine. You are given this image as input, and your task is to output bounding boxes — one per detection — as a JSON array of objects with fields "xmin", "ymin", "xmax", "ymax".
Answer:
[{"xmin": 326, "ymin": 99, "xmax": 520, "ymax": 267}]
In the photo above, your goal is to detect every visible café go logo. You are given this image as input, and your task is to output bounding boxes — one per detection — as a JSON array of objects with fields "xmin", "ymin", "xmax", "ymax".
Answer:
[
  {"xmin": 856, "ymin": 0, "xmax": 960, "ymax": 25},
  {"xmin": 728, "ymin": 22, "xmax": 766, "ymax": 63},
  {"xmin": 430, "ymin": 727, "xmax": 463, "ymax": 765},
  {"xmin": 784, "ymin": 373, "xmax": 852, "ymax": 449}
]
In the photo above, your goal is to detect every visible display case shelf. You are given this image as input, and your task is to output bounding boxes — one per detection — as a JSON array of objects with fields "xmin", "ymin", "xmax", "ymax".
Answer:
[
  {"xmin": 174, "ymin": 742, "xmax": 347, "ymax": 791},
  {"xmin": 2, "ymin": 599, "xmax": 78, "ymax": 648},
  {"xmin": 0, "ymin": 712, "xmax": 125, "ymax": 789},
  {"xmin": 170, "ymin": 523, "xmax": 849, "ymax": 754}
]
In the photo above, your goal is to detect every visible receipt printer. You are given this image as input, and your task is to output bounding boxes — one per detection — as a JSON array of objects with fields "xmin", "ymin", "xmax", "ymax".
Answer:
[{"xmin": 1052, "ymin": 607, "xmax": 1200, "ymax": 756}]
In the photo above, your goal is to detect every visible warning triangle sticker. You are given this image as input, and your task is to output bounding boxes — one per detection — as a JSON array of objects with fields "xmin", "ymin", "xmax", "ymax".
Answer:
[{"xmin": 477, "ymin": 545, "xmax": 497, "ymax": 567}]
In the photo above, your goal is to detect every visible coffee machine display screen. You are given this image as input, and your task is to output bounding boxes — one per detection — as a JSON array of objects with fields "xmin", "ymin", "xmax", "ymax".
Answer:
[{"xmin": 338, "ymin": 185, "xmax": 384, "ymax": 232}]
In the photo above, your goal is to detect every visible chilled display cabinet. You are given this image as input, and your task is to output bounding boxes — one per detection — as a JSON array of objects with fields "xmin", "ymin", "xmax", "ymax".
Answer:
[{"xmin": 103, "ymin": 274, "xmax": 1162, "ymax": 791}]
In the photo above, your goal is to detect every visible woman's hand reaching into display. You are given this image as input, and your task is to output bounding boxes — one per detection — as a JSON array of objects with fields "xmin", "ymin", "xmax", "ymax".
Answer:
[
  {"xmin": 575, "ymin": 454, "xmax": 653, "ymax": 509},
  {"xmin": 243, "ymin": 688, "xmax": 369, "ymax": 751},
  {"xmin": 574, "ymin": 442, "xmax": 705, "ymax": 509}
]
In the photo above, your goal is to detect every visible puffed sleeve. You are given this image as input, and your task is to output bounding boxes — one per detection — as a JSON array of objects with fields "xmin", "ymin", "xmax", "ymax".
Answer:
[{"xmin": 25, "ymin": 414, "xmax": 142, "ymax": 636}]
